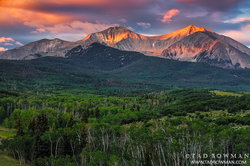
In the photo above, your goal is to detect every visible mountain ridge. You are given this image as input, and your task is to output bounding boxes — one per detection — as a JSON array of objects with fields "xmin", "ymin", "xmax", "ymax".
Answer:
[
  {"xmin": 0, "ymin": 25, "xmax": 250, "ymax": 69},
  {"xmin": 82, "ymin": 25, "xmax": 213, "ymax": 55},
  {"xmin": 161, "ymin": 31, "xmax": 250, "ymax": 68},
  {"xmin": 1, "ymin": 42, "xmax": 250, "ymax": 91}
]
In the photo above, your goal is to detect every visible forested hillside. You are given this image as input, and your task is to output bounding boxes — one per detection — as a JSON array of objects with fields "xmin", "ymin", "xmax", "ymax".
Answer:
[
  {"xmin": 1, "ymin": 43, "xmax": 250, "ymax": 93},
  {"xmin": 0, "ymin": 43, "xmax": 249, "ymax": 165},
  {"xmin": 0, "ymin": 89, "xmax": 249, "ymax": 165}
]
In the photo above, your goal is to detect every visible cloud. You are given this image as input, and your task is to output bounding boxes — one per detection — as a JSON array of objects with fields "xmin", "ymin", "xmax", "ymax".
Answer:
[
  {"xmin": 24, "ymin": 20, "xmax": 118, "ymax": 40},
  {"xmin": 0, "ymin": 37, "xmax": 14, "ymax": 43},
  {"xmin": 3, "ymin": 43, "xmax": 14, "ymax": 46},
  {"xmin": 0, "ymin": 0, "xmax": 249, "ymax": 47},
  {"xmin": 222, "ymin": 24, "xmax": 250, "ymax": 46},
  {"xmin": 177, "ymin": 0, "xmax": 196, "ymax": 2},
  {"xmin": 137, "ymin": 22, "xmax": 151, "ymax": 28},
  {"xmin": 185, "ymin": 11, "xmax": 208, "ymax": 18},
  {"xmin": 0, "ymin": 0, "xmax": 122, "ymax": 41},
  {"xmin": 161, "ymin": 9, "xmax": 180, "ymax": 23},
  {"xmin": 0, "ymin": 7, "xmax": 71, "ymax": 26},
  {"xmin": 118, "ymin": 18, "xmax": 127, "ymax": 23},
  {"xmin": 0, "ymin": 37, "xmax": 23, "ymax": 49},
  {"xmin": 45, "ymin": 0, "xmax": 152, "ymax": 9},
  {"xmin": 223, "ymin": 17, "xmax": 250, "ymax": 23},
  {"xmin": 70, "ymin": 21, "xmax": 118, "ymax": 33},
  {"xmin": 15, "ymin": 41, "xmax": 24, "ymax": 46},
  {"xmin": 176, "ymin": 0, "xmax": 246, "ymax": 12},
  {"xmin": 0, "ymin": 0, "xmax": 153, "ymax": 15},
  {"xmin": 0, "ymin": 47, "xmax": 8, "ymax": 51},
  {"xmin": 30, "ymin": 20, "xmax": 117, "ymax": 34}
]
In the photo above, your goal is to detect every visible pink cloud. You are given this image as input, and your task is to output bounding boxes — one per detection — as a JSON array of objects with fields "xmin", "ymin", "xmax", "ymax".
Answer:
[
  {"xmin": 0, "ymin": 37, "xmax": 23, "ymax": 47},
  {"xmin": 161, "ymin": 9, "xmax": 180, "ymax": 23},
  {"xmin": 0, "ymin": 37, "xmax": 14, "ymax": 43},
  {"xmin": 0, "ymin": 47, "xmax": 8, "ymax": 51},
  {"xmin": 0, "ymin": 7, "xmax": 71, "ymax": 26},
  {"xmin": 15, "ymin": 41, "xmax": 24, "ymax": 46},
  {"xmin": 222, "ymin": 24, "xmax": 250, "ymax": 45},
  {"xmin": 224, "ymin": 17, "xmax": 250, "ymax": 23},
  {"xmin": 243, "ymin": 24, "xmax": 250, "ymax": 30},
  {"xmin": 0, "ymin": 0, "xmax": 152, "ymax": 16},
  {"xmin": 24, "ymin": 20, "xmax": 118, "ymax": 41},
  {"xmin": 27, "ymin": 20, "xmax": 118, "ymax": 34},
  {"xmin": 3, "ymin": 43, "xmax": 14, "ymax": 46},
  {"xmin": 43, "ymin": 0, "xmax": 152, "ymax": 9},
  {"xmin": 0, "ymin": 0, "xmax": 122, "ymax": 41}
]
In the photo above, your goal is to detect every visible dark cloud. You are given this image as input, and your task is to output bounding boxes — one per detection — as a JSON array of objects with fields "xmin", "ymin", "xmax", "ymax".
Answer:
[{"xmin": 176, "ymin": 0, "xmax": 247, "ymax": 12}]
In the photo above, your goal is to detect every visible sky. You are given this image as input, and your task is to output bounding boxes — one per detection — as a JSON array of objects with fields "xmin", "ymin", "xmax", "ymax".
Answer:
[{"xmin": 0, "ymin": 0, "xmax": 249, "ymax": 51}]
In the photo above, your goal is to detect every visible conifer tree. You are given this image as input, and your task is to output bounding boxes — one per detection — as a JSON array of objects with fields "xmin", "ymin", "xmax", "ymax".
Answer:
[{"xmin": 33, "ymin": 111, "xmax": 49, "ymax": 160}]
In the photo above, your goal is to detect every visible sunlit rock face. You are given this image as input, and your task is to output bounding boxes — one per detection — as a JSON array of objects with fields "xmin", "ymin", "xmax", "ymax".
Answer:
[
  {"xmin": 83, "ymin": 26, "xmax": 147, "ymax": 45},
  {"xmin": 82, "ymin": 25, "xmax": 210, "ymax": 56},
  {"xmin": 161, "ymin": 31, "xmax": 250, "ymax": 69},
  {"xmin": 82, "ymin": 26, "xmax": 152, "ymax": 54}
]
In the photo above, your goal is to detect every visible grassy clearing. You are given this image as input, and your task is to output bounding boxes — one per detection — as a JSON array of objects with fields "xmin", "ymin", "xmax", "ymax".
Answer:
[
  {"xmin": 0, "ymin": 151, "xmax": 28, "ymax": 166},
  {"xmin": 0, "ymin": 126, "xmax": 15, "ymax": 139},
  {"xmin": 0, "ymin": 127, "xmax": 26, "ymax": 166},
  {"xmin": 161, "ymin": 110, "xmax": 250, "ymax": 122},
  {"xmin": 212, "ymin": 90, "xmax": 242, "ymax": 97}
]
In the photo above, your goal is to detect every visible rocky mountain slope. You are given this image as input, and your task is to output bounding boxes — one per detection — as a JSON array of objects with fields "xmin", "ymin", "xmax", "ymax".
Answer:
[
  {"xmin": 82, "ymin": 25, "xmax": 211, "ymax": 56},
  {"xmin": 161, "ymin": 31, "xmax": 250, "ymax": 68},
  {"xmin": 0, "ymin": 38, "xmax": 71, "ymax": 60},
  {"xmin": 0, "ymin": 25, "xmax": 249, "ymax": 69},
  {"xmin": 1, "ymin": 42, "xmax": 250, "ymax": 91},
  {"xmin": 83, "ymin": 25, "xmax": 250, "ymax": 69}
]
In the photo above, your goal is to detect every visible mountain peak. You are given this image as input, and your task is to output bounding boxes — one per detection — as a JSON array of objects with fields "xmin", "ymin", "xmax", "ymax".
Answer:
[
  {"xmin": 83, "ymin": 25, "xmax": 143, "ymax": 44},
  {"xmin": 92, "ymin": 26, "xmax": 134, "ymax": 36},
  {"xmin": 104, "ymin": 26, "xmax": 132, "ymax": 32},
  {"xmin": 186, "ymin": 24, "xmax": 199, "ymax": 29},
  {"xmin": 157, "ymin": 24, "xmax": 213, "ymax": 40},
  {"xmin": 185, "ymin": 24, "xmax": 200, "ymax": 32},
  {"xmin": 183, "ymin": 24, "xmax": 213, "ymax": 34},
  {"xmin": 35, "ymin": 38, "xmax": 66, "ymax": 43}
]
